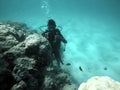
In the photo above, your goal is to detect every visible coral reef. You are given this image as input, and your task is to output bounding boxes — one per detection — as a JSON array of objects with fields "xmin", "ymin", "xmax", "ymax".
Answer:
[
  {"xmin": 0, "ymin": 21, "xmax": 76, "ymax": 90},
  {"xmin": 78, "ymin": 76, "xmax": 120, "ymax": 90}
]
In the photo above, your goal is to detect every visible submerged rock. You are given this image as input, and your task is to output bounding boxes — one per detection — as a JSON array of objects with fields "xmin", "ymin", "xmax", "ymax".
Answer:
[
  {"xmin": 0, "ymin": 69, "xmax": 16, "ymax": 90},
  {"xmin": 43, "ymin": 67, "xmax": 77, "ymax": 90},
  {"xmin": 11, "ymin": 80, "xmax": 27, "ymax": 90},
  {"xmin": 0, "ymin": 21, "xmax": 75, "ymax": 90},
  {"xmin": 0, "ymin": 24, "xmax": 19, "ymax": 53},
  {"xmin": 62, "ymin": 84, "xmax": 77, "ymax": 90},
  {"xmin": 78, "ymin": 76, "xmax": 120, "ymax": 90}
]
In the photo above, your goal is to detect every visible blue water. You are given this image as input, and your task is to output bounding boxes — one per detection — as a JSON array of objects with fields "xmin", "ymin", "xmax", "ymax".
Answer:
[{"xmin": 0, "ymin": 0, "xmax": 120, "ymax": 85}]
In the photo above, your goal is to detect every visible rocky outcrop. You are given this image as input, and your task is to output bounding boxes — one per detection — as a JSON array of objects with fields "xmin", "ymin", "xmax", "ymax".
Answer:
[
  {"xmin": 43, "ymin": 68, "xmax": 74, "ymax": 90},
  {"xmin": 0, "ymin": 21, "xmax": 76, "ymax": 90},
  {"xmin": 0, "ymin": 24, "xmax": 19, "ymax": 53},
  {"xmin": 78, "ymin": 76, "xmax": 120, "ymax": 90}
]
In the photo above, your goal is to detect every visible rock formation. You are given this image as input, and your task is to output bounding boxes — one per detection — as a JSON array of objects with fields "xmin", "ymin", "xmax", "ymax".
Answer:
[
  {"xmin": 0, "ymin": 21, "xmax": 76, "ymax": 90},
  {"xmin": 78, "ymin": 76, "xmax": 120, "ymax": 90}
]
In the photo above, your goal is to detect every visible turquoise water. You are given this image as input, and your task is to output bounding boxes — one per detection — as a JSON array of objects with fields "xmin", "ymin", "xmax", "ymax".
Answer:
[{"xmin": 0, "ymin": 0, "xmax": 120, "ymax": 85}]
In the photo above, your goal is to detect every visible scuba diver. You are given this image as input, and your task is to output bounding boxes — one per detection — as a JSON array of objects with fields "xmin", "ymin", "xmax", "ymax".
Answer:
[{"xmin": 42, "ymin": 19, "xmax": 67, "ymax": 67}]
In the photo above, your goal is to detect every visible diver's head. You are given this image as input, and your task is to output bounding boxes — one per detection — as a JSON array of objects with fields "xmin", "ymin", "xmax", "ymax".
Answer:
[{"xmin": 47, "ymin": 19, "xmax": 56, "ymax": 30}]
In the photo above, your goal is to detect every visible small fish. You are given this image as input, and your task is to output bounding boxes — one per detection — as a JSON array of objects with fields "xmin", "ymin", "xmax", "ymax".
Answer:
[
  {"xmin": 104, "ymin": 67, "xmax": 107, "ymax": 70},
  {"xmin": 66, "ymin": 63, "xmax": 71, "ymax": 66},
  {"xmin": 79, "ymin": 66, "xmax": 83, "ymax": 72}
]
